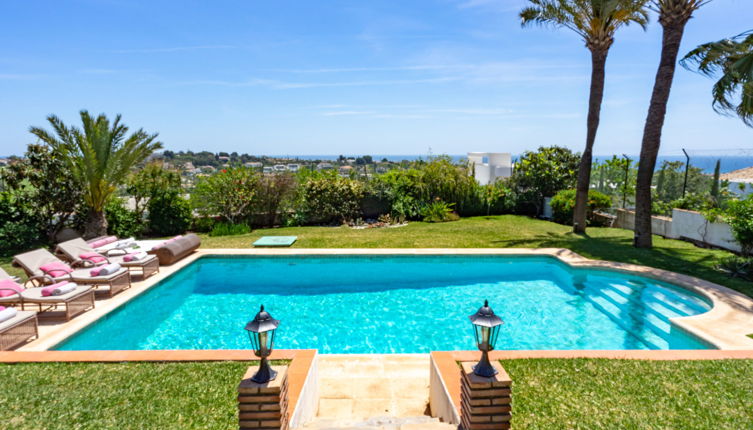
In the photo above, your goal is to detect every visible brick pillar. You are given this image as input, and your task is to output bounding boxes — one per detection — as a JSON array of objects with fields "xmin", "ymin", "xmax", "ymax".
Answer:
[
  {"xmin": 460, "ymin": 361, "xmax": 512, "ymax": 430},
  {"xmin": 238, "ymin": 365, "xmax": 289, "ymax": 430}
]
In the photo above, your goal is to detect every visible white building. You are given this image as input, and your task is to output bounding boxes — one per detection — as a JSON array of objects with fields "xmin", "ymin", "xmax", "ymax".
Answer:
[
  {"xmin": 467, "ymin": 152, "xmax": 512, "ymax": 185},
  {"xmin": 287, "ymin": 163, "xmax": 300, "ymax": 172},
  {"xmin": 273, "ymin": 164, "xmax": 288, "ymax": 172},
  {"xmin": 245, "ymin": 162, "xmax": 263, "ymax": 169}
]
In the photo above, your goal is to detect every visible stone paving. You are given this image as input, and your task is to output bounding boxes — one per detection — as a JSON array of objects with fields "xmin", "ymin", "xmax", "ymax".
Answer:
[{"xmin": 308, "ymin": 354, "xmax": 438, "ymax": 427}]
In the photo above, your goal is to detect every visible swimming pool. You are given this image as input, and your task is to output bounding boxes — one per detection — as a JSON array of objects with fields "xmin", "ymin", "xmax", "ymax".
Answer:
[{"xmin": 55, "ymin": 255, "xmax": 713, "ymax": 352}]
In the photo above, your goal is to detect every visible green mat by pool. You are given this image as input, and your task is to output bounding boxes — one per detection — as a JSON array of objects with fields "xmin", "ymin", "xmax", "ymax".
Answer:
[{"xmin": 252, "ymin": 236, "xmax": 298, "ymax": 247}]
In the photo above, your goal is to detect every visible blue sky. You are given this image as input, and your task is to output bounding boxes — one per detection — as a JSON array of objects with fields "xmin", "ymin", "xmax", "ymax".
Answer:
[{"xmin": 1, "ymin": 0, "xmax": 751, "ymax": 157}]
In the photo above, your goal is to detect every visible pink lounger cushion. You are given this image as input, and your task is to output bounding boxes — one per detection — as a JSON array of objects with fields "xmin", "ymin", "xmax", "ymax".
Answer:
[
  {"xmin": 41, "ymin": 281, "xmax": 69, "ymax": 297},
  {"xmin": 79, "ymin": 252, "xmax": 107, "ymax": 264},
  {"xmin": 40, "ymin": 261, "xmax": 74, "ymax": 278},
  {"xmin": 0, "ymin": 280, "xmax": 25, "ymax": 297}
]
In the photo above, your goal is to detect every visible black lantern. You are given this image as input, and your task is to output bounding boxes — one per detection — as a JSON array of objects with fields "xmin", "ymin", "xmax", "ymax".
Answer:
[
  {"xmin": 469, "ymin": 299, "xmax": 503, "ymax": 377},
  {"xmin": 244, "ymin": 305, "xmax": 280, "ymax": 383}
]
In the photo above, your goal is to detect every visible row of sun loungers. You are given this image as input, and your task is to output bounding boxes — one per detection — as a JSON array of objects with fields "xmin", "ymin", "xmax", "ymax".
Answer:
[{"xmin": 0, "ymin": 234, "xmax": 201, "ymax": 350}]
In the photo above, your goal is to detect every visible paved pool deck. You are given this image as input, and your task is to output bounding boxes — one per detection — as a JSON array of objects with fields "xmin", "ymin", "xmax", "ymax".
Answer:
[{"xmin": 12, "ymin": 247, "xmax": 753, "ymax": 352}]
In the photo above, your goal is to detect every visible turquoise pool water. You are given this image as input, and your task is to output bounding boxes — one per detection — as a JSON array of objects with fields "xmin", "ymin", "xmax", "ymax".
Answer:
[{"xmin": 55, "ymin": 255, "xmax": 713, "ymax": 352}]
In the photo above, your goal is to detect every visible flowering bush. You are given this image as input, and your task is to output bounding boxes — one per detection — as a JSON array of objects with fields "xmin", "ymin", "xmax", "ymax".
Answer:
[{"xmin": 191, "ymin": 167, "xmax": 258, "ymax": 224}]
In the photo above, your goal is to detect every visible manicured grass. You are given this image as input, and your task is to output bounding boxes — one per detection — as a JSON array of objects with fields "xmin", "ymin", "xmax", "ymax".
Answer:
[
  {"xmin": 1, "ymin": 359, "xmax": 751, "ymax": 429},
  {"xmin": 2, "ymin": 215, "xmax": 750, "ymax": 296},
  {"xmin": 198, "ymin": 215, "xmax": 753, "ymax": 298},
  {"xmin": 503, "ymin": 358, "xmax": 753, "ymax": 429},
  {"xmin": 0, "ymin": 361, "xmax": 248, "ymax": 429}
]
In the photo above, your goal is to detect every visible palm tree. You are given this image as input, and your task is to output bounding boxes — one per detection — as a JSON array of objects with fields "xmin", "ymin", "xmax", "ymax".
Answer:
[
  {"xmin": 681, "ymin": 30, "xmax": 753, "ymax": 127},
  {"xmin": 30, "ymin": 111, "xmax": 162, "ymax": 238},
  {"xmin": 633, "ymin": 0, "xmax": 710, "ymax": 249},
  {"xmin": 521, "ymin": 0, "xmax": 649, "ymax": 234}
]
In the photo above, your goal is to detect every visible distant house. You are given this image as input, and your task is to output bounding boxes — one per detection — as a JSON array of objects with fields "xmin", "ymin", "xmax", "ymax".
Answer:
[
  {"xmin": 199, "ymin": 165, "xmax": 216, "ymax": 173},
  {"xmin": 346, "ymin": 158, "xmax": 356, "ymax": 164},
  {"xmin": 339, "ymin": 165, "xmax": 354, "ymax": 176},
  {"xmin": 467, "ymin": 152, "xmax": 512, "ymax": 185},
  {"xmin": 262, "ymin": 166, "xmax": 274, "ymax": 174},
  {"xmin": 245, "ymin": 162, "xmax": 263, "ymax": 169},
  {"xmin": 183, "ymin": 162, "xmax": 196, "ymax": 171},
  {"xmin": 0, "ymin": 158, "xmax": 8, "ymax": 167},
  {"xmin": 273, "ymin": 164, "xmax": 287, "ymax": 172},
  {"xmin": 317, "ymin": 162, "xmax": 334, "ymax": 170},
  {"xmin": 287, "ymin": 164, "xmax": 300, "ymax": 172},
  {"xmin": 376, "ymin": 166, "xmax": 388, "ymax": 174},
  {"xmin": 218, "ymin": 155, "xmax": 230, "ymax": 162}
]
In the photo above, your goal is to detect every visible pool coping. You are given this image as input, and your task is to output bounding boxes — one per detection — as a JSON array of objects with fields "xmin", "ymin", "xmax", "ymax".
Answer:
[{"xmin": 15, "ymin": 247, "xmax": 753, "ymax": 352}]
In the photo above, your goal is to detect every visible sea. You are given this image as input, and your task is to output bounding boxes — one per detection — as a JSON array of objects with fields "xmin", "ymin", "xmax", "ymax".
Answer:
[{"xmin": 270, "ymin": 155, "xmax": 753, "ymax": 174}]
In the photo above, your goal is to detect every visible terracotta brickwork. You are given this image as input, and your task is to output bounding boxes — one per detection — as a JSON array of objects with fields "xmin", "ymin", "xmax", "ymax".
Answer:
[
  {"xmin": 237, "ymin": 365, "xmax": 289, "ymax": 430},
  {"xmin": 460, "ymin": 362, "xmax": 512, "ymax": 430}
]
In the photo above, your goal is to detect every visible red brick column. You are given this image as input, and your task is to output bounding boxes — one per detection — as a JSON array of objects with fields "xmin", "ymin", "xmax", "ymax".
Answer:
[
  {"xmin": 238, "ymin": 365, "xmax": 289, "ymax": 430},
  {"xmin": 460, "ymin": 362, "xmax": 512, "ymax": 430}
]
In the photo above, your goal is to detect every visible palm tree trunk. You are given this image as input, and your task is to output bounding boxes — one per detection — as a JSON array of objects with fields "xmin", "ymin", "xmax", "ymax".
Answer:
[
  {"xmin": 573, "ymin": 49, "xmax": 608, "ymax": 233},
  {"xmin": 634, "ymin": 22, "xmax": 688, "ymax": 248},
  {"xmin": 84, "ymin": 208, "xmax": 108, "ymax": 239}
]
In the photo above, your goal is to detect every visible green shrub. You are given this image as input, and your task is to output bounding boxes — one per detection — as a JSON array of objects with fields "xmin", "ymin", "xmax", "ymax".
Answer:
[
  {"xmin": 297, "ymin": 173, "xmax": 365, "ymax": 224},
  {"xmin": 104, "ymin": 197, "xmax": 143, "ymax": 238},
  {"xmin": 148, "ymin": 191, "xmax": 192, "ymax": 236},
  {"xmin": 192, "ymin": 167, "xmax": 258, "ymax": 224},
  {"xmin": 252, "ymin": 174, "xmax": 296, "ymax": 227},
  {"xmin": 725, "ymin": 196, "xmax": 753, "ymax": 255},
  {"xmin": 715, "ymin": 256, "xmax": 753, "ymax": 280},
  {"xmin": 209, "ymin": 222, "xmax": 251, "ymax": 237},
  {"xmin": 421, "ymin": 200, "xmax": 459, "ymax": 223},
  {"xmin": 0, "ymin": 191, "xmax": 44, "ymax": 255},
  {"xmin": 509, "ymin": 146, "xmax": 580, "ymax": 215},
  {"xmin": 550, "ymin": 189, "xmax": 612, "ymax": 226},
  {"xmin": 191, "ymin": 216, "xmax": 217, "ymax": 233}
]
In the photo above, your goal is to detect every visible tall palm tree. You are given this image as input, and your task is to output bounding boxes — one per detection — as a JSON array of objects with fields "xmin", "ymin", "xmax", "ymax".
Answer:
[
  {"xmin": 681, "ymin": 30, "xmax": 753, "ymax": 127},
  {"xmin": 30, "ymin": 111, "xmax": 162, "ymax": 238},
  {"xmin": 633, "ymin": 0, "xmax": 710, "ymax": 249},
  {"xmin": 521, "ymin": 0, "xmax": 649, "ymax": 234}
]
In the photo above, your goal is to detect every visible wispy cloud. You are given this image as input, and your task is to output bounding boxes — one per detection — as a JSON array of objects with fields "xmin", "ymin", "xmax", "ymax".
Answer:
[
  {"xmin": 178, "ymin": 76, "xmax": 460, "ymax": 89},
  {"xmin": 456, "ymin": 0, "xmax": 524, "ymax": 12},
  {"xmin": 0, "ymin": 73, "xmax": 44, "ymax": 80},
  {"xmin": 321, "ymin": 110, "xmax": 375, "ymax": 116},
  {"xmin": 111, "ymin": 45, "xmax": 236, "ymax": 54}
]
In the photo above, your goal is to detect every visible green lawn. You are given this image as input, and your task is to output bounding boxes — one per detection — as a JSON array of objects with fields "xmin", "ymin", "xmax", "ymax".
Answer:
[
  {"xmin": 2, "ymin": 215, "xmax": 749, "ymax": 297},
  {"xmin": 1, "ymin": 359, "xmax": 751, "ymax": 429},
  {"xmin": 504, "ymin": 358, "xmax": 753, "ymax": 429}
]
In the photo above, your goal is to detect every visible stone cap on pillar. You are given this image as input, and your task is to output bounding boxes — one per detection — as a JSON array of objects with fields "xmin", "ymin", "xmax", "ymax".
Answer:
[
  {"xmin": 460, "ymin": 362, "xmax": 512, "ymax": 388},
  {"xmin": 239, "ymin": 365, "xmax": 289, "ymax": 394}
]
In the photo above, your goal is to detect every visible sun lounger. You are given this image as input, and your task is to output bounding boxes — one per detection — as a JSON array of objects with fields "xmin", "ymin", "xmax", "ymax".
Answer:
[
  {"xmin": 0, "ymin": 308, "xmax": 38, "ymax": 350},
  {"xmin": 55, "ymin": 238, "xmax": 159, "ymax": 279},
  {"xmin": 0, "ymin": 268, "xmax": 94, "ymax": 321},
  {"xmin": 147, "ymin": 234, "xmax": 201, "ymax": 265},
  {"xmin": 12, "ymin": 249, "xmax": 131, "ymax": 298}
]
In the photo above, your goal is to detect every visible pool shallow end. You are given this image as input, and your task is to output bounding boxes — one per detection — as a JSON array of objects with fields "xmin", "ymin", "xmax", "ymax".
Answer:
[{"xmin": 19, "ymin": 248, "xmax": 753, "ymax": 352}]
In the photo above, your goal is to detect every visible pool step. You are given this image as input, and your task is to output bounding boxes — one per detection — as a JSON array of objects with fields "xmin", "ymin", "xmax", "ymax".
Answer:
[
  {"xmin": 302, "ymin": 416, "xmax": 456, "ymax": 430},
  {"xmin": 310, "ymin": 354, "xmax": 433, "ymax": 427}
]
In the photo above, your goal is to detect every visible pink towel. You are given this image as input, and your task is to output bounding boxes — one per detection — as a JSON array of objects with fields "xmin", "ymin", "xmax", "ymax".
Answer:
[
  {"xmin": 41, "ymin": 281, "xmax": 69, "ymax": 297},
  {"xmin": 90, "ymin": 267, "xmax": 102, "ymax": 276},
  {"xmin": 80, "ymin": 252, "xmax": 106, "ymax": 264},
  {"xmin": 0, "ymin": 280, "xmax": 24, "ymax": 298},
  {"xmin": 40, "ymin": 261, "xmax": 73, "ymax": 278},
  {"xmin": 0, "ymin": 306, "xmax": 4, "ymax": 311}
]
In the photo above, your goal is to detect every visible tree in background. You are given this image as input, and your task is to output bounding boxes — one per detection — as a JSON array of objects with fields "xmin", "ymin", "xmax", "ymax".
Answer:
[
  {"xmin": 710, "ymin": 159, "xmax": 721, "ymax": 203},
  {"xmin": 633, "ymin": 0, "xmax": 710, "ymax": 249},
  {"xmin": 508, "ymin": 146, "xmax": 581, "ymax": 215},
  {"xmin": 682, "ymin": 30, "xmax": 753, "ymax": 127},
  {"xmin": 191, "ymin": 167, "xmax": 258, "ymax": 225},
  {"xmin": 127, "ymin": 161, "xmax": 182, "ymax": 220},
  {"xmin": 521, "ymin": 0, "xmax": 649, "ymax": 234},
  {"xmin": 30, "ymin": 111, "xmax": 162, "ymax": 238},
  {"xmin": 0, "ymin": 144, "xmax": 84, "ymax": 242}
]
